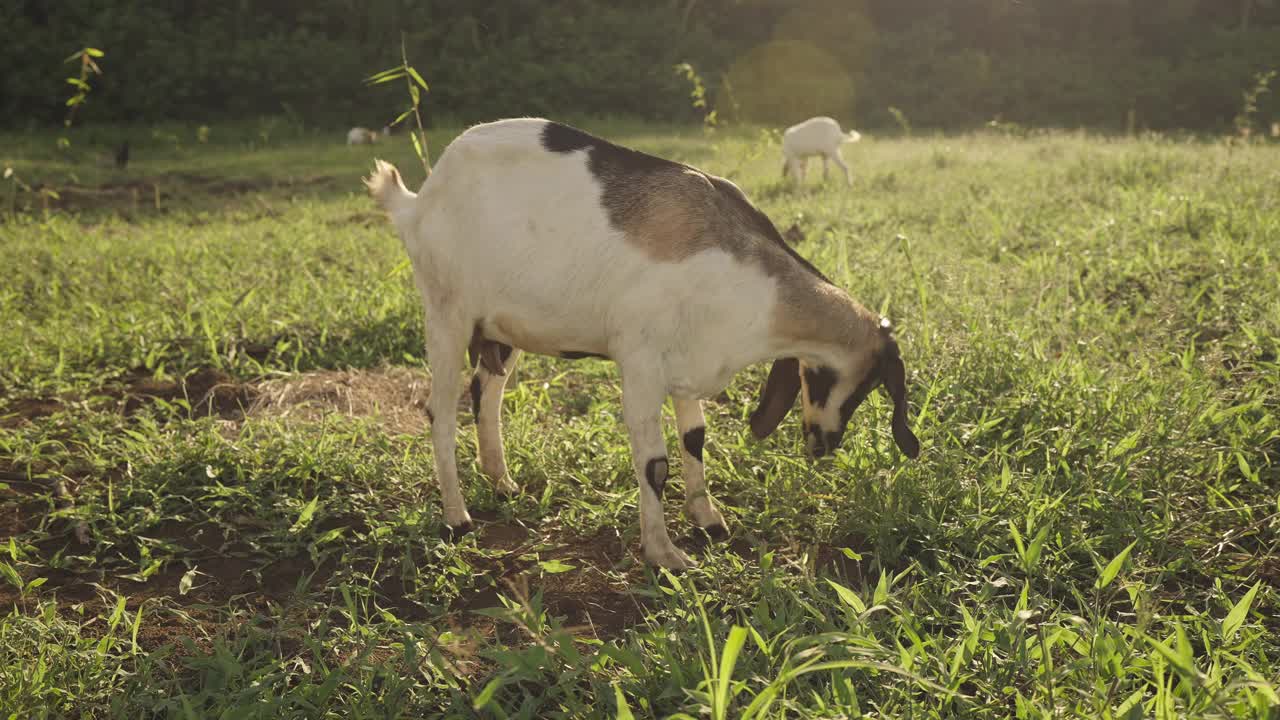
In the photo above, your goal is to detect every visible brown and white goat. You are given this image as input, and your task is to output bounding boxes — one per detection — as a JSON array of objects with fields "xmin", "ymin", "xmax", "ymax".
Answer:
[{"xmin": 367, "ymin": 118, "xmax": 920, "ymax": 569}]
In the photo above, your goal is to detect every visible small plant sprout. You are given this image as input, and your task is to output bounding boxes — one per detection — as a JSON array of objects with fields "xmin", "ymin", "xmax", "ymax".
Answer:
[
  {"xmin": 674, "ymin": 61, "xmax": 719, "ymax": 130},
  {"xmin": 366, "ymin": 33, "xmax": 433, "ymax": 176},
  {"xmin": 63, "ymin": 47, "xmax": 104, "ymax": 130},
  {"xmin": 1234, "ymin": 69, "xmax": 1276, "ymax": 139}
]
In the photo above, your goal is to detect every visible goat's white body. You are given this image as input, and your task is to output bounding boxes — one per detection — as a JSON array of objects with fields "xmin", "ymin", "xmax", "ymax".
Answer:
[
  {"xmin": 368, "ymin": 118, "xmax": 900, "ymax": 568},
  {"xmin": 782, "ymin": 116, "xmax": 861, "ymax": 185},
  {"xmin": 347, "ymin": 127, "xmax": 380, "ymax": 145},
  {"xmin": 389, "ymin": 119, "xmax": 781, "ymax": 398}
]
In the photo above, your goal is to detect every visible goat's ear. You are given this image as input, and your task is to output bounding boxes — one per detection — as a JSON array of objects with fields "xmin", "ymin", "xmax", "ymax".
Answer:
[
  {"xmin": 880, "ymin": 344, "xmax": 920, "ymax": 458},
  {"xmin": 750, "ymin": 357, "xmax": 801, "ymax": 439}
]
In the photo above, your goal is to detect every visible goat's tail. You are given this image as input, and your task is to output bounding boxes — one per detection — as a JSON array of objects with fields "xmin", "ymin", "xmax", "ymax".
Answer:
[
  {"xmin": 364, "ymin": 159, "xmax": 416, "ymax": 219},
  {"xmin": 844, "ymin": 130, "xmax": 863, "ymax": 144}
]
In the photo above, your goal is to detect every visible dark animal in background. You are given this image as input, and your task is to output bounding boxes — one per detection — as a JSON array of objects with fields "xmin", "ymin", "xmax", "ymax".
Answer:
[{"xmin": 114, "ymin": 141, "xmax": 129, "ymax": 170}]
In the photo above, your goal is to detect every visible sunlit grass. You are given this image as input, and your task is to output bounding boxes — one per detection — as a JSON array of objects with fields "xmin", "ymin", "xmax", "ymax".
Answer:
[{"xmin": 1, "ymin": 123, "xmax": 1278, "ymax": 718}]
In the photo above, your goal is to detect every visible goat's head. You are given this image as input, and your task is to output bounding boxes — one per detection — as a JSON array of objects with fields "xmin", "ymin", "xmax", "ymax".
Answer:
[{"xmin": 749, "ymin": 320, "xmax": 920, "ymax": 459}]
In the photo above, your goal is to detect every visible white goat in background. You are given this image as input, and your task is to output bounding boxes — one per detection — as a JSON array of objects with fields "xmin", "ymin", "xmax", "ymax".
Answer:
[
  {"xmin": 782, "ymin": 116, "xmax": 862, "ymax": 186},
  {"xmin": 367, "ymin": 118, "xmax": 919, "ymax": 569},
  {"xmin": 347, "ymin": 126, "xmax": 388, "ymax": 145}
]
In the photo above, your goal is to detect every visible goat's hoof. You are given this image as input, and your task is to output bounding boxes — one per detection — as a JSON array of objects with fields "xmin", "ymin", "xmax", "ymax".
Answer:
[
  {"xmin": 642, "ymin": 543, "xmax": 695, "ymax": 571},
  {"xmin": 441, "ymin": 522, "xmax": 473, "ymax": 541},
  {"xmin": 699, "ymin": 523, "xmax": 729, "ymax": 542},
  {"xmin": 684, "ymin": 500, "xmax": 728, "ymax": 539},
  {"xmin": 492, "ymin": 475, "xmax": 520, "ymax": 498},
  {"xmin": 688, "ymin": 523, "xmax": 729, "ymax": 550}
]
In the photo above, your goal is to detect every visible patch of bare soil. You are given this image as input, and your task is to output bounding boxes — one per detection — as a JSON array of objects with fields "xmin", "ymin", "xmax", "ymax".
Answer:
[
  {"xmin": 0, "ymin": 562, "xmax": 336, "ymax": 656},
  {"xmin": 2, "ymin": 365, "xmax": 439, "ymax": 434},
  {"xmin": 1, "ymin": 366, "xmax": 435, "ymax": 541},
  {"xmin": 0, "ymin": 398, "xmax": 66, "ymax": 428},
  {"xmin": 120, "ymin": 366, "xmax": 257, "ymax": 419},
  {"xmin": 0, "ymin": 498, "xmax": 40, "ymax": 540},
  {"xmin": 452, "ymin": 519, "xmax": 649, "ymax": 641},
  {"xmin": 0, "ymin": 516, "xmax": 652, "ymax": 653},
  {"xmin": 0, "ymin": 366, "xmax": 255, "ymax": 431},
  {"xmin": 815, "ymin": 532, "xmax": 875, "ymax": 584},
  {"xmin": 1, "ymin": 366, "xmax": 756, "ymax": 646}
]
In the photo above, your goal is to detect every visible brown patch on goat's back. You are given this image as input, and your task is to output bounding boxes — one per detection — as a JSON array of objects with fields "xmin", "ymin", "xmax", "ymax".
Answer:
[
  {"xmin": 606, "ymin": 168, "xmax": 719, "ymax": 262},
  {"xmin": 607, "ymin": 167, "xmax": 832, "ymax": 281},
  {"xmin": 540, "ymin": 121, "xmax": 829, "ymax": 278}
]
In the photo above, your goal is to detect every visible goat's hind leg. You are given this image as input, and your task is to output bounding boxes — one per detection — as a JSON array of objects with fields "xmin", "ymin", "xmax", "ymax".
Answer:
[
  {"xmin": 674, "ymin": 397, "xmax": 727, "ymax": 540},
  {"xmin": 831, "ymin": 150, "xmax": 852, "ymax": 186},
  {"xmin": 468, "ymin": 339, "xmax": 522, "ymax": 496},
  {"xmin": 425, "ymin": 320, "xmax": 473, "ymax": 534}
]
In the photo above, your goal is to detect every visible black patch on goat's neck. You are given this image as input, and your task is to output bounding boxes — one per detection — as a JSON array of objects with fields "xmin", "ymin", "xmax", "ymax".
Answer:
[
  {"xmin": 803, "ymin": 366, "xmax": 838, "ymax": 408},
  {"xmin": 682, "ymin": 427, "xmax": 705, "ymax": 462},
  {"xmin": 645, "ymin": 458, "xmax": 668, "ymax": 498}
]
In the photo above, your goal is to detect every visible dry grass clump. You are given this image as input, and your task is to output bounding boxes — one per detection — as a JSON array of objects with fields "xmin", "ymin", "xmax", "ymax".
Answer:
[{"xmin": 248, "ymin": 366, "xmax": 432, "ymax": 435}]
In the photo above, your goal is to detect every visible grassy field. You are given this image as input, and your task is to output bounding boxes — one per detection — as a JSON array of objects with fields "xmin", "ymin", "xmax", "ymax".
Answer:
[{"xmin": 2, "ymin": 121, "xmax": 1278, "ymax": 718}]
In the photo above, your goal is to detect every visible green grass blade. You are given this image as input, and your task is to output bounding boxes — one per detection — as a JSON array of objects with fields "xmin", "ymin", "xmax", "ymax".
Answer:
[
  {"xmin": 1222, "ymin": 582, "xmax": 1261, "ymax": 641},
  {"xmin": 715, "ymin": 626, "xmax": 748, "ymax": 720},
  {"xmin": 1096, "ymin": 541, "xmax": 1137, "ymax": 590},
  {"xmin": 613, "ymin": 683, "xmax": 636, "ymax": 720},
  {"xmin": 827, "ymin": 579, "xmax": 867, "ymax": 614}
]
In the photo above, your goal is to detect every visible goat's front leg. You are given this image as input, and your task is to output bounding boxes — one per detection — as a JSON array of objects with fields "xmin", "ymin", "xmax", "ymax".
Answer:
[
  {"xmin": 469, "ymin": 342, "xmax": 522, "ymax": 496},
  {"xmin": 426, "ymin": 325, "xmax": 473, "ymax": 533},
  {"xmin": 621, "ymin": 370, "xmax": 693, "ymax": 569},
  {"xmin": 822, "ymin": 155, "xmax": 830, "ymax": 181},
  {"xmin": 674, "ymin": 397, "xmax": 727, "ymax": 539}
]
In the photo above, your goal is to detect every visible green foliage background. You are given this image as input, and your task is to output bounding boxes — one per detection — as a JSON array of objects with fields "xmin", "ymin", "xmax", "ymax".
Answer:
[{"xmin": 4, "ymin": 0, "xmax": 1280, "ymax": 131}]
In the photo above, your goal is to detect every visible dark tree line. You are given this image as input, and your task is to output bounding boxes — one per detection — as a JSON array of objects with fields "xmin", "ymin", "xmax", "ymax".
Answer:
[{"xmin": 3, "ymin": 0, "xmax": 1278, "ymax": 131}]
